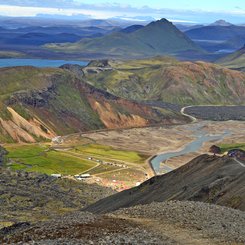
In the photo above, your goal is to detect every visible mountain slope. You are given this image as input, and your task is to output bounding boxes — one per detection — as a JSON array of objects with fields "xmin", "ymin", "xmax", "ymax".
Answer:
[
  {"xmin": 46, "ymin": 19, "xmax": 201, "ymax": 59},
  {"xmin": 0, "ymin": 167, "xmax": 115, "ymax": 223},
  {"xmin": 0, "ymin": 66, "xmax": 187, "ymax": 143},
  {"xmin": 217, "ymin": 45, "xmax": 245, "ymax": 71},
  {"xmin": 83, "ymin": 56, "xmax": 245, "ymax": 105},
  {"xmin": 86, "ymin": 154, "xmax": 245, "ymax": 213}
]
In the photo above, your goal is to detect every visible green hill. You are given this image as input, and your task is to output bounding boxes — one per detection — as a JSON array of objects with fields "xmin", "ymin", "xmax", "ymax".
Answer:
[
  {"xmin": 46, "ymin": 19, "xmax": 201, "ymax": 59},
  {"xmin": 0, "ymin": 65, "xmax": 187, "ymax": 143},
  {"xmin": 83, "ymin": 56, "xmax": 245, "ymax": 105},
  {"xmin": 217, "ymin": 45, "xmax": 245, "ymax": 72}
]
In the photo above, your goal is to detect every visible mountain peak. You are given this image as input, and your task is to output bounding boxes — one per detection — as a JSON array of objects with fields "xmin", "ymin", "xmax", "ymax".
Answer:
[
  {"xmin": 148, "ymin": 18, "xmax": 172, "ymax": 26},
  {"xmin": 157, "ymin": 18, "xmax": 171, "ymax": 24},
  {"xmin": 210, "ymin": 19, "xmax": 233, "ymax": 26}
]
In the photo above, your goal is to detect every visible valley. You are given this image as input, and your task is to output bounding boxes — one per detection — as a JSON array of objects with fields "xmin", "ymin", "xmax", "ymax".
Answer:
[{"xmin": 0, "ymin": 12, "xmax": 244, "ymax": 243}]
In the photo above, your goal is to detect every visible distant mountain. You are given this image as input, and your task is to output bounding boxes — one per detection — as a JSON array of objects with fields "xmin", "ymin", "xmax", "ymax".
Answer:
[
  {"xmin": 120, "ymin": 25, "xmax": 144, "ymax": 33},
  {"xmin": 7, "ymin": 32, "xmax": 83, "ymax": 46},
  {"xmin": 185, "ymin": 25, "xmax": 245, "ymax": 53},
  {"xmin": 46, "ymin": 18, "xmax": 201, "ymax": 59},
  {"xmin": 0, "ymin": 25, "xmax": 118, "ymax": 47},
  {"xmin": 209, "ymin": 19, "xmax": 233, "ymax": 26},
  {"xmin": 0, "ymin": 65, "xmax": 187, "ymax": 143},
  {"xmin": 83, "ymin": 56, "xmax": 245, "ymax": 105},
  {"xmin": 175, "ymin": 24, "xmax": 204, "ymax": 32},
  {"xmin": 86, "ymin": 154, "xmax": 245, "ymax": 213},
  {"xmin": 217, "ymin": 45, "xmax": 245, "ymax": 71}
]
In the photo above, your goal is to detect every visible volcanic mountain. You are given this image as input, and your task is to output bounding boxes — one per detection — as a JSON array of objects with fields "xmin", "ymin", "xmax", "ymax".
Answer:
[
  {"xmin": 0, "ymin": 65, "xmax": 187, "ymax": 143},
  {"xmin": 83, "ymin": 56, "xmax": 245, "ymax": 105},
  {"xmin": 46, "ymin": 18, "xmax": 201, "ymax": 59}
]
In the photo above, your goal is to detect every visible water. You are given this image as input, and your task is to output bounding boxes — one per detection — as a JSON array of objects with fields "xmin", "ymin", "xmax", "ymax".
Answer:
[
  {"xmin": 0, "ymin": 58, "xmax": 88, "ymax": 68},
  {"xmin": 151, "ymin": 122, "xmax": 231, "ymax": 174}
]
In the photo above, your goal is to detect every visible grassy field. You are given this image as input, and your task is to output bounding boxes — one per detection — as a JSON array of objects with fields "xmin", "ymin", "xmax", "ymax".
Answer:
[
  {"xmin": 5, "ymin": 144, "xmax": 96, "ymax": 175},
  {"xmin": 218, "ymin": 143, "xmax": 245, "ymax": 153},
  {"xmin": 72, "ymin": 144, "xmax": 149, "ymax": 164}
]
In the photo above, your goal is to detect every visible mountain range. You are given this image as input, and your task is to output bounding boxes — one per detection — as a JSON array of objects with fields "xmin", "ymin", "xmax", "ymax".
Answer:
[
  {"xmin": 185, "ymin": 23, "xmax": 245, "ymax": 53},
  {"xmin": 46, "ymin": 18, "xmax": 201, "ymax": 59},
  {"xmin": 84, "ymin": 56, "xmax": 245, "ymax": 105},
  {"xmin": 0, "ymin": 65, "xmax": 187, "ymax": 143}
]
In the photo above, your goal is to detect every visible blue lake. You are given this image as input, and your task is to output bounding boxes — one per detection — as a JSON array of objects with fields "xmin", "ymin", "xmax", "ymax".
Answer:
[{"xmin": 0, "ymin": 59, "xmax": 88, "ymax": 68}]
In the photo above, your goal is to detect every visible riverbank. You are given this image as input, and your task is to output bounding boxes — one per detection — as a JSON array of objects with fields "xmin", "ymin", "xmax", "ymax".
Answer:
[{"xmin": 149, "ymin": 121, "xmax": 240, "ymax": 174}]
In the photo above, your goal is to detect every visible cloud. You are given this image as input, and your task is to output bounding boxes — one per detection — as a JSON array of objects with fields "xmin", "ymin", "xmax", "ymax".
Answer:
[
  {"xmin": 0, "ymin": 0, "xmax": 76, "ymax": 8},
  {"xmin": 0, "ymin": 1, "xmax": 244, "ymax": 23}
]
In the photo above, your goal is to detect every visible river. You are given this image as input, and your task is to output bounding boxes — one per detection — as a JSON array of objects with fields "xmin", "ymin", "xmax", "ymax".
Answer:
[
  {"xmin": 151, "ymin": 122, "xmax": 231, "ymax": 174},
  {"xmin": 0, "ymin": 58, "xmax": 88, "ymax": 68}
]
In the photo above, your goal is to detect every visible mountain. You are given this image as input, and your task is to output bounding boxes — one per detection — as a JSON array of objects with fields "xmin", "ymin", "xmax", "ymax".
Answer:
[
  {"xmin": 0, "ymin": 65, "xmax": 187, "ymax": 143},
  {"xmin": 175, "ymin": 24, "xmax": 204, "ymax": 32},
  {"xmin": 7, "ymin": 32, "xmax": 83, "ymax": 46},
  {"xmin": 185, "ymin": 25, "xmax": 245, "ymax": 53},
  {"xmin": 209, "ymin": 19, "xmax": 233, "ymax": 26},
  {"xmin": 217, "ymin": 45, "xmax": 245, "ymax": 72},
  {"xmin": 46, "ymin": 18, "xmax": 201, "ymax": 59},
  {"xmin": 120, "ymin": 25, "xmax": 144, "ymax": 33},
  {"xmin": 0, "ymin": 26, "xmax": 116, "ymax": 48},
  {"xmin": 83, "ymin": 56, "xmax": 245, "ymax": 105},
  {"xmin": 86, "ymin": 154, "xmax": 245, "ymax": 213}
]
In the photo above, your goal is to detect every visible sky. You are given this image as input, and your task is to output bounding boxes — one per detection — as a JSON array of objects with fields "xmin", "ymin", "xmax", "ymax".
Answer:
[{"xmin": 0, "ymin": 0, "xmax": 244, "ymax": 24}]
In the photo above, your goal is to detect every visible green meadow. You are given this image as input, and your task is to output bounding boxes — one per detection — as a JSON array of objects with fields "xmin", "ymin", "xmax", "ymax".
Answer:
[
  {"xmin": 72, "ymin": 144, "xmax": 149, "ymax": 164},
  {"xmin": 5, "ymin": 144, "xmax": 96, "ymax": 175},
  {"xmin": 218, "ymin": 143, "xmax": 245, "ymax": 153}
]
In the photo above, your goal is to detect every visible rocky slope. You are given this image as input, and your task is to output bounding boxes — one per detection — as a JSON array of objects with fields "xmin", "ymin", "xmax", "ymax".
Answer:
[
  {"xmin": 1, "ymin": 201, "xmax": 244, "ymax": 244},
  {"xmin": 0, "ymin": 66, "xmax": 187, "ymax": 143},
  {"xmin": 0, "ymin": 168, "xmax": 115, "ymax": 224},
  {"xmin": 86, "ymin": 154, "xmax": 245, "ymax": 213},
  {"xmin": 84, "ymin": 56, "xmax": 245, "ymax": 105}
]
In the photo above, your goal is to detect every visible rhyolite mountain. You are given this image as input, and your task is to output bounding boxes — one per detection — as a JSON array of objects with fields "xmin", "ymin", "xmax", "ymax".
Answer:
[
  {"xmin": 218, "ymin": 45, "xmax": 245, "ymax": 72},
  {"xmin": 46, "ymin": 18, "xmax": 201, "ymax": 59},
  {"xmin": 86, "ymin": 154, "xmax": 245, "ymax": 213},
  {"xmin": 0, "ymin": 65, "xmax": 187, "ymax": 143},
  {"xmin": 83, "ymin": 56, "xmax": 245, "ymax": 105}
]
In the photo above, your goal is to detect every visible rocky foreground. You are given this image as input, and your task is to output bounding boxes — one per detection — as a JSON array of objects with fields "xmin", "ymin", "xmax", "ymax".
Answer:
[
  {"xmin": 1, "ymin": 201, "xmax": 245, "ymax": 244},
  {"xmin": 0, "ymin": 168, "xmax": 115, "ymax": 224},
  {"xmin": 1, "ymin": 154, "xmax": 245, "ymax": 244}
]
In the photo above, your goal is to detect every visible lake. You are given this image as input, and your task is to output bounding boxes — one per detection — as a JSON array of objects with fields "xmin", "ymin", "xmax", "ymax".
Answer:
[{"xmin": 0, "ymin": 59, "xmax": 88, "ymax": 68}]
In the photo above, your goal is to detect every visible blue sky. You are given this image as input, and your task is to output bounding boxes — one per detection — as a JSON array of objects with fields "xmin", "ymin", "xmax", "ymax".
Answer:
[{"xmin": 0, "ymin": 0, "xmax": 244, "ymax": 24}]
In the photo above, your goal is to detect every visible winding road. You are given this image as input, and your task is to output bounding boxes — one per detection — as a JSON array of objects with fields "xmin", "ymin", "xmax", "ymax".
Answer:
[
  {"xmin": 233, "ymin": 158, "xmax": 245, "ymax": 168},
  {"xmin": 180, "ymin": 106, "xmax": 197, "ymax": 123}
]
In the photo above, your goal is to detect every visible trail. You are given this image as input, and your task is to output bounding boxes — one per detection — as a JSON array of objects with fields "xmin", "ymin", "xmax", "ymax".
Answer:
[
  {"xmin": 233, "ymin": 158, "xmax": 245, "ymax": 168},
  {"xmin": 180, "ymin": 106, "xmax": 197, "ymax": 123}
]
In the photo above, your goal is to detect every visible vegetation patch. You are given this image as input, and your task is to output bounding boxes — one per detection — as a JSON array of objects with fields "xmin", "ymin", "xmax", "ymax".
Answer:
[
  {"xmin": 72, "ymin": 144, "xmax": 149, "ymax": 164},
  {"xmin": 5, "ymin": 144, "xmax": 96, "ymax": 175},
  {"xmin": 218, "ymin": 143, "xmax": 245, "ymax": 153}
]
